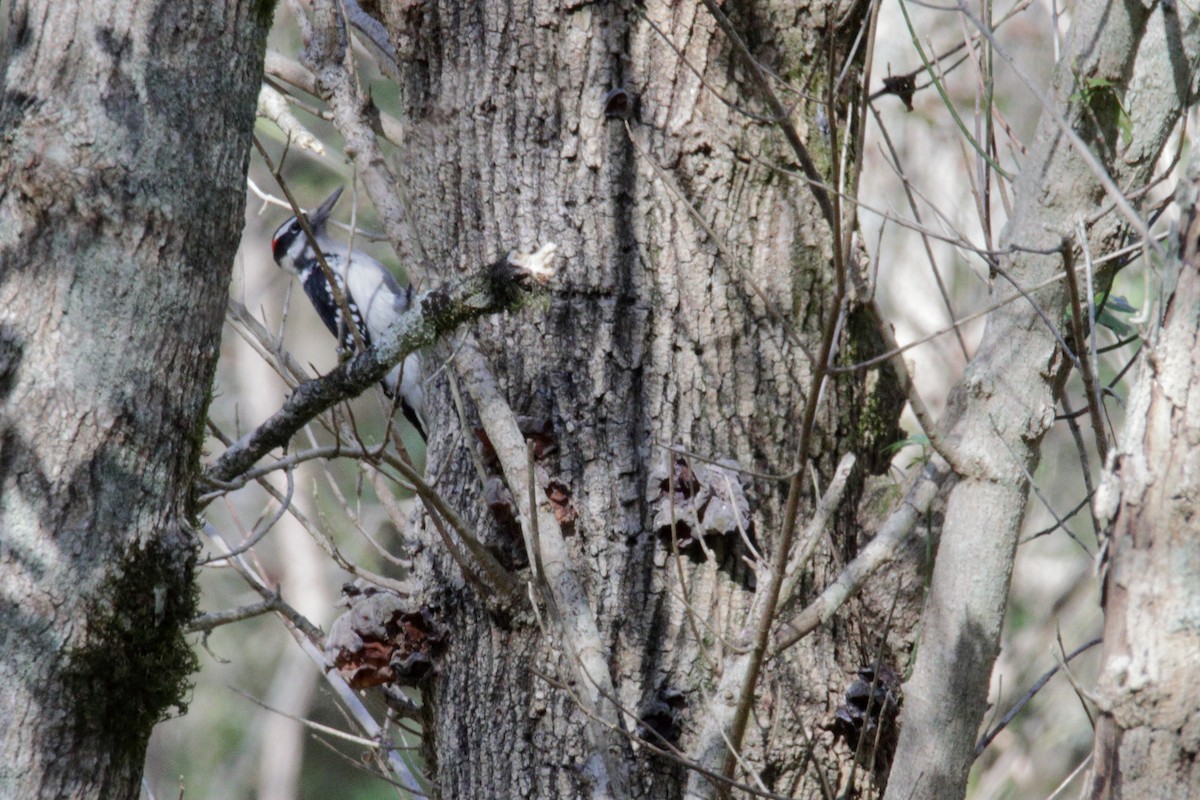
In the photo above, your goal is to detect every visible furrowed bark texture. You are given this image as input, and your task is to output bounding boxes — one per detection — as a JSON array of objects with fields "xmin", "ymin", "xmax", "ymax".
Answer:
[
  {"xmin": 1085, "ymin": 161, "xmax": 1200, "ymax": 799},
  {"xmin": 378, "ymin": 1, "xmax": 906, "ymax": 797},
  {"xmin": 0, "ymin": 2, "xmax": 268, "ymax": 797},
  {"xmin": 884, "ymin": 2, "xmax": 1200, "ymax": 798}
]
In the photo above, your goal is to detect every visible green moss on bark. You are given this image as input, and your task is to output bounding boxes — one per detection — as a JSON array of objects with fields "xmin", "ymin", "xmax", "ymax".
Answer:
[
  {"xmin": 843, "ymin": 303, "xmax": 906, "ymax": 476},
  {"xmin": 63, "ymin": 537, "xmax": 199, "ymax": 758}
]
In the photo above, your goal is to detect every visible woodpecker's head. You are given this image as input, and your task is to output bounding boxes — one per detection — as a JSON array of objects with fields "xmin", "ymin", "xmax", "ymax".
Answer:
[{"xmin": 271, "ymin": 187, "xmax": 344, "ymax": 275}]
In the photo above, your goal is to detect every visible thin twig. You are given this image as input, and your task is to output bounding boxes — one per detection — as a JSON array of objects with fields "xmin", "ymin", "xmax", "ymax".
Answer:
[
  {"xmin": 198, "ymin": 464, "xmax": 295, "ymax": 564},
  {"xmin": 957, "ymin": 1, "xmax": 1165, "ymax": 261},
  {"xmin": 867, "ymin": 297, "xmax": 975, "ymax": 477},
  {"xmin": 1061, "ymin": 235, "xmax": 1110, "ymax": 463},
  {"xmin": 1057, "ymin": 391, "xmax": 1100, "ymax": 539},
  {"xmin": 988, "ymin": 413, "xmax": 1091, "ymax": 554},
  {"xmin": 831, "ymin": 263, "xmax": 1096, "ymax": 374},
  {"xmin": 974, "ymin": 637, "xmax": 1101, "ymax": 756},
  {"xmin": 869, "ymin": 105, "xmax": 971, "ymax": 359},
  {"xmin": 187, "ymin": 594, "xmax": 286, "ymax": 634},
  {"xmin": 778, "ymin": 454, "xmax": 856, "ymax": 606},
  {"xmin": 203, "ymin": 520, "xmax": 427, "ymax": 792}
]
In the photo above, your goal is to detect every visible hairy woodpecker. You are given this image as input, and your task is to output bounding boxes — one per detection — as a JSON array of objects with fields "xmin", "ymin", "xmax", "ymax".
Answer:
[{"xmin": 272, "ymin": 187, "xmax": 426, "ymax": 439}]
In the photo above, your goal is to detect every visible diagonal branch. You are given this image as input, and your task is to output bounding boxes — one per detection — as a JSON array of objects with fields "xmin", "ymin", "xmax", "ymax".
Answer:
[
  {"xmin": 774, "ymin": 457, "xmax": 949, "ymax": 653},
  {"xmin": 455, "ymin": 338, "xmax": 632, "ymax": 798}
]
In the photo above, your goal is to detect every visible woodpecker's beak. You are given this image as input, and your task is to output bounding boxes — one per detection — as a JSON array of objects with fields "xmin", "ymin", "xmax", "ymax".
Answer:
[{"xmin": 308, "ymin": 186, "xmax": 344, "ymax": 231}]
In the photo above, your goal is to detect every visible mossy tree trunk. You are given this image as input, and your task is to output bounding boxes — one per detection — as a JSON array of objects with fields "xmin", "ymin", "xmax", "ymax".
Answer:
[{"xmin": 0, "ymin": 1, "xmax": 269, "ymax": 797}]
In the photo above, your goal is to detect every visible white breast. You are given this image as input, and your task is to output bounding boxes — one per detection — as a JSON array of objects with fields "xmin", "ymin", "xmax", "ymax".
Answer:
[
  {"xmin": 324, "ymin": 244, "xmax": 406, "ymax": 344},
  {"xmin": 326, "ymin": 243, "xmax": 424, "ymax": 423}
]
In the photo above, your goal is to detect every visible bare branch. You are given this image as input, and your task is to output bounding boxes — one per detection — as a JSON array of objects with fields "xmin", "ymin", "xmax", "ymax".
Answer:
[
  {"xmin": 778, "ymin": 453, "xmax": 857, "ymax": 608},
  {"xmin": 454, "ymin": 338, "xmax": 631, "ymax": 797},
  {"xmin": 1060, "ymin": 236, "xmax": 1109, "ymax": 463},
  {"xmin": 866, "ymin": 298, "xmax": 974, "ymax": 477},
  {"xmin": 257, "ymin": 83, "xmax": 326, "ymax": 155},
  {"xmin": 870, "ymin": 105, "xmax": 971, "ymax": 359},
  {"xmin": 773, "ymin": 458, "xmax": 949, "ymax": 653},
  {"xmin": 957, "ymin": 1, "xmax": 1168, "ymax": 261},
  {"xmin": 264, "ymin": 50, "xmax": 321, "ymax": 97},
  {"xmin": 974, "ymin": 637, "xmax": 1101, "ymax": 758},
  {"xmin": 342, "ymin": 0, "xmax": 400, "ymax": 80},
  {"xmin": 203, "ymin": 524, "xmax": 427, "ymax": 792},
  {"xmin": 187, "ymin": 595, "xmax": 286, "ymax": 634}
]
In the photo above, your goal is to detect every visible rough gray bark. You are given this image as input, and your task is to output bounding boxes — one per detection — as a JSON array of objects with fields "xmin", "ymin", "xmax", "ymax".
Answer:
[
  {"xmin": 884, "ymin": 2, "xmax": 1200, "ymax": 797},
  {"xmin": 355, "ymin": 1, "xmax": 907, "ymax": 797},
  {"xmin": 0, "ymin": 1, "xmax": 269, "ymax": 797},
  {"xmin": 1085, "ymin": 159, "xmax": 1200, "ymax": 799}
]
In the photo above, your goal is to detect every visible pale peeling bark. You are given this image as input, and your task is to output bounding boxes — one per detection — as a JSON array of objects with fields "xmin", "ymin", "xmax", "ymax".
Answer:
[
  {"xmin": 358, "ymin": 1, "xmax": 907, "ymax": 797},
  {"xmin": 0, "ymin": 1, "xmax": 268, "ymax": 797},
  {"xmin": 1085, "ymin": 158, "xmax": 1200, "ymax": 799},
  {"xmin": 884, "ymin": 3, "xmax": 1200, "ymax": 798}
]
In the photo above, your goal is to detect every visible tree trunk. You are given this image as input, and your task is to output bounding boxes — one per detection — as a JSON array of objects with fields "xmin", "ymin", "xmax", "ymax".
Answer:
[
  {"xmin": 1086, "ymin": 159, "xmax": 1200, "ymax": 798},
  {"xmin": 0, "ymin": 1, "xmax": 269, "ymax": 797},
  {"xmin": 378, "ymin": 2, "xmax": 905, "ymax": 796}
]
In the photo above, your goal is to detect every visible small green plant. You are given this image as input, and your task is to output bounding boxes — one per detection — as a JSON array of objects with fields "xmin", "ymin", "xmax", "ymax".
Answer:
[
  {"xmin": 1063, "ymin": 292, "xmax": 1138, "ymax": 337},
  {"xmin": 884, "ymin": 433, "xmax": 931, "ymax": 468}
]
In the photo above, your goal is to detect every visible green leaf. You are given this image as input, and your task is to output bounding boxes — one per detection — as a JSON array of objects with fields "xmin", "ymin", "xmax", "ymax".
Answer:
[
  {"xmin": 1117, "ymin": 107, "xmax": 1134, "ymax": 147},
  {"xmin": 1097, "ymin": 309, "xmax": 1133, "ymax": 337},
  {"xmin": 884, "ymin": 434, "xmax": 930, "ymax": 456}
]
